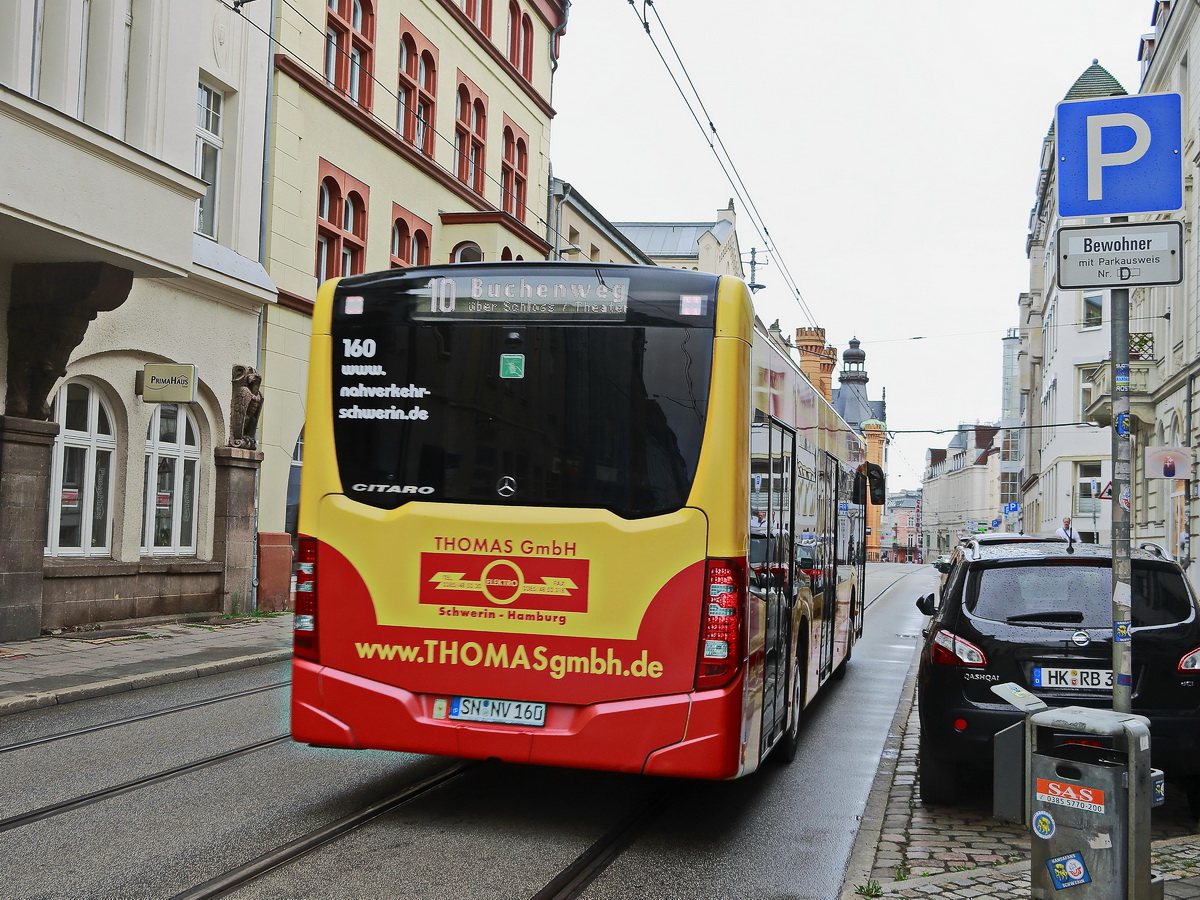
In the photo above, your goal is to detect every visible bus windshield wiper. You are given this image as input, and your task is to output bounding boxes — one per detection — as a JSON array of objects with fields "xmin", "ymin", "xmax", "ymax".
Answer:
[{"xmin": 1006, "ymin": 611, "xmax": 1085, "ymax": 624}]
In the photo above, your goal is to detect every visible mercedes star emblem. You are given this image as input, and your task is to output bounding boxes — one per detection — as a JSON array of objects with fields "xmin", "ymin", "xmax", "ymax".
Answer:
[{"xmin": 497, "ymin": 476, "xmax": 518, "ymax": 498}]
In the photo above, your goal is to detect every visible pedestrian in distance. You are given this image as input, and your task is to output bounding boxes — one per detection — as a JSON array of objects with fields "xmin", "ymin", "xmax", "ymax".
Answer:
[{"xmin": 1055, "ymin": 516, "xmax": 1082, "ymax": 550}]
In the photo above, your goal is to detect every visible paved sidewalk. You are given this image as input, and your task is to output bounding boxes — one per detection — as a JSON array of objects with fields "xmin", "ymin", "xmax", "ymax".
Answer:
[
  {"xmin": 0, "ymin": 614, "xmax": 293, "ymax": 717},
  {"xmin": 840, "ymin": 655, "xmax": 1200, "ymax": 899}
]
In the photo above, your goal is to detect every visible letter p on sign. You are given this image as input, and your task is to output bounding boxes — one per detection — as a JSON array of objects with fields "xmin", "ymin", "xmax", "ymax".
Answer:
[
  {"xmin": 1086, "ymin": 113, "xmax": 1150, "ymax": 200},
  {"xmin": 1057, "ymin": 92, "xmax": 1182, "ymax": 218}
]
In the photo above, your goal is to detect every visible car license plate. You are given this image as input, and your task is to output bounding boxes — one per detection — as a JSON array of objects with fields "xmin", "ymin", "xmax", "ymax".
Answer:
[
  {"xmin": 449, "ymin": 696, "xmax": 546, "ymax": 727},
  {"xmin": 1032, "ymin": 667, "xmax": 1113, "ymax": 689}
]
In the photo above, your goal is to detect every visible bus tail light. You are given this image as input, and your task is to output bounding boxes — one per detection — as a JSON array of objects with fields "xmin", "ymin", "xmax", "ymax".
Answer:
[
  {"xmin": 696, "ymin": 558, "xmax": 747, "ymax": 690},
  {"xmin": 294, "ymin": 536, "xmax": 319, "ymax": 662},
  {"xmin": 930, "ymin": 629, "xmax": 986, "ymax": 667}
]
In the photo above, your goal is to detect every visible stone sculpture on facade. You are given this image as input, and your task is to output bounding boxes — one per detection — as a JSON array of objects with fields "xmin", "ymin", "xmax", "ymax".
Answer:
[{"xmin": 228, "ymin": 365, "xmax": 264, "ymax": 450}]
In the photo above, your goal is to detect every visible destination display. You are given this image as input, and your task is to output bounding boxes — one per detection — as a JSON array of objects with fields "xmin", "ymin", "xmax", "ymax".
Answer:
[{"xmin": 408, "ymin": 274, "xmax": 632, "ymax": 321}]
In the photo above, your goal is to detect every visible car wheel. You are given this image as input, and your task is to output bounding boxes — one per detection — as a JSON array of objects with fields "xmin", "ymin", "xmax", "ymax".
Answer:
[{"xmin": 918, "ymin": 738, "xmax": 960, "ymax": 806}]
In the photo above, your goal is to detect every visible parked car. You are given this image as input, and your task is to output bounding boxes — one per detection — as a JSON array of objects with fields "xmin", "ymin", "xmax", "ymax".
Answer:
[{"xmin": 914, "ymin": 538, "xmax": 1200, "ymax": 812}]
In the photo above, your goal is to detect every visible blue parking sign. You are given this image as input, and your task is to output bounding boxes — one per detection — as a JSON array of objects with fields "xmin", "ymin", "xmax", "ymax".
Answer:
[{"xmin": 1057, "ymin": 93, "xmax": 1182, "ymax": 217}]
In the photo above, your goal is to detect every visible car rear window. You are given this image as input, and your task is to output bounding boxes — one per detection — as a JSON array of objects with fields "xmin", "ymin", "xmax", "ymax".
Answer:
[{"xmin": 965, "ymin": 561, "xmax": 1196, "ymax": 629}]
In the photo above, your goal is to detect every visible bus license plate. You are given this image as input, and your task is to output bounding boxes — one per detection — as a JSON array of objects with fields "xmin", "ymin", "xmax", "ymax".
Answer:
[
  {"xmin": 1032, "ymin": 667, "xmax": 1113, "ymax": 689},
  {"xmin": 449, "ymin": 696, "xmax": 546, "ymax": 727}
]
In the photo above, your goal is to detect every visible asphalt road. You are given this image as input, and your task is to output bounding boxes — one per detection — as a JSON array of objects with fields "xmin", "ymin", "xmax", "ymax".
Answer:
[{"xmin": 0, "ymin": 563, "xmax": 932, "ymax": 900}]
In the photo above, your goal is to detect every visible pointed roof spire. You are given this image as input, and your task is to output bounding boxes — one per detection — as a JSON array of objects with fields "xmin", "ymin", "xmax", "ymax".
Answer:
[{"xmin": 1062, "ymin": 59, "xmax": 1127, "ymax": 102}]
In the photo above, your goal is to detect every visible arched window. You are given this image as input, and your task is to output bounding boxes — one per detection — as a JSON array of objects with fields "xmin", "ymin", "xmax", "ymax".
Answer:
[
  {"xmin": 325, "ymin": 0, "xmax": 374, "ymax": 107},
  {"xmin": 391, "ymin": 219, "xmax": 411, "ymax": 267},
  {"xmin": 142, "ymin": 403, "xmax": 201, "ymax": 556},
  {"xmin": 413, "ymin": 229, "xmax": 430, "ymax": 265},
  {"xmin": 315, "ymin": 162, "xmax": 369, "ymax": 282},
  {"xmin": 454, "ymin": 80, "xmax": 487, "ymax": 193},
  {"xmin": 520, "ymin": 14, "xmax": 533, "ymax": 80},
  {"xmin": 462, "ymin": 0, "xmax": 492, "ymax": 34},
  {"xmin": 285, "ymin": 430, "xmax": 304, "ymax": 540},
  {"xmin": 391, "ymin": 203, "xmax": 432, "ymax": 268},
  {"xmin": 453, "ymin": 241, "xmax": 483, "ymax": 263},
  {"xmin": 46, "ymin": 381, "xmax": 116, "ymax": 557},
  {"xmin": 398, "ymin": 28, "xmax": 437, "ymax": 156},
  {"xmin": 501, "ymin": 121, "xmax": 528, "ymax": 221},
  {"xmin": 507, "ymin": 2, "xmax": 521, "ymax": 66}
]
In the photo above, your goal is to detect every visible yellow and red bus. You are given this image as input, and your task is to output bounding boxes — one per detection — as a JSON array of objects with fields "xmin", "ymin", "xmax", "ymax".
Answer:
[{"xmin": 291, "ymin": 263, "xmax": 882, "ymax": 779}]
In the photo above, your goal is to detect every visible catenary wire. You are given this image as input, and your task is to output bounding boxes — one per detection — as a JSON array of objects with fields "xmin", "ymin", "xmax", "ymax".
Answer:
[{"xmin": 626, "ymin": 1, "xmax": 819, "ymax": 327}]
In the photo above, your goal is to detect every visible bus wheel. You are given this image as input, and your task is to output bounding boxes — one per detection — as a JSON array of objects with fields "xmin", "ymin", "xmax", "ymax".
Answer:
[
  {"xmin": 777, "ymin": 656, "xmax": 805, "ymax": 764},
  {"xmin": 834, "ymin": 599, "xmax": 854, "ymax": 680}
]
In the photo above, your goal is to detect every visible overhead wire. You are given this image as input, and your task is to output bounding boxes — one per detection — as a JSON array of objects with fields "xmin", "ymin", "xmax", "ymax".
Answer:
[{"xmin": 626, "ymin": 1, "xmax": 819, "ymax": 327}]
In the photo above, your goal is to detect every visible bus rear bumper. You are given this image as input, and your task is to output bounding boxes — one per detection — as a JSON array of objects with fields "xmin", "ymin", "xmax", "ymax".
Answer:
[{"xmin": 291, "ymin": 660, "xmax": 745, "ymax": 778}]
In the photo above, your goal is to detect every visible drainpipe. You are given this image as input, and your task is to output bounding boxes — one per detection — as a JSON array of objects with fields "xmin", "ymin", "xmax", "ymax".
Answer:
[
  {"xmin": 244, "ymin": 0, "xmax": 278, "ymax": 612},
  {"xmin": 552, "ymin": 178, "xmax": 573, "ymax": 261}
]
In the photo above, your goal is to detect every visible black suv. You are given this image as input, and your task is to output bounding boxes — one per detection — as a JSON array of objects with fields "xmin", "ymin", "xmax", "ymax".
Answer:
[{"xmin": 915, "ymin": 539, "xmax": 1200, "ymax": 811}]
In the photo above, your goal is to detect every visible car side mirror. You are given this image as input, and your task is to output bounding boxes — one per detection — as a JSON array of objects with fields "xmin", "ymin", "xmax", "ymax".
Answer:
[
  {"xmin": 934, "ymin": 561, "xmax": 951, "ymax": 574},
  {"xmin": 916, "ymin": 593, "xmax": 936, "ymax": 617}
]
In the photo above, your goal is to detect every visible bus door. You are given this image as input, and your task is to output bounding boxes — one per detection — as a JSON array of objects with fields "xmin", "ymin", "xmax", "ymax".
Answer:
[
  {"xmin": 750, "ymin": 415, "xmax": 795, "ymax": 754},
  {"xmin": 816, "ymin": 452, "xmax": 839, "ymax": 680}
]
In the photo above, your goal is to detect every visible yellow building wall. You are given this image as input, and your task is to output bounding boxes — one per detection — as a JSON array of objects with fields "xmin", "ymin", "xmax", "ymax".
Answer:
[{"xmin": 257, "ymin": 0, "xmax": 563, "ymax": 533}]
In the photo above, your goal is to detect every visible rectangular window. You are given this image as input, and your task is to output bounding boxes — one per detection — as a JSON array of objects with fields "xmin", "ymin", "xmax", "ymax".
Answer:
[
  {"xmin": 329, "ymin": 267, "xmax": 718, "ymax": 519},
  {"xmin": 195, "ymin": 82, "xmax": 223, "ymax": 237},
  {"xmin": 1083, "ymin": 294, "xmax": 1103, "ymax": 328},
  {"xmin": 325, "ymin": 28, "xmax": 338, "ymax": 83},
  {"xmin": 92, "ymin": 449, "xmax": 111, "ymax": 549},
  {"xmin": 1078, "ymin": 364, "xmax": 1101, "ymax": 419},
  {"xmin": 1076, "ymin": 462, "xmax": 1102, "ymax": 518}
]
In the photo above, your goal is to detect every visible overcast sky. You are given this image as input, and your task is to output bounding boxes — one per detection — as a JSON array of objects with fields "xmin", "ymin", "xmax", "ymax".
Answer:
[{"xmin": 548, "ymin": 1, "xmax": 1152, "ymax": 491}]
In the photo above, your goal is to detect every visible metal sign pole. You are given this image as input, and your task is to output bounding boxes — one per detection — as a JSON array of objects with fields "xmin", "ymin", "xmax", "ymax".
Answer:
[{"xmin": 1111, "ymin": 287, "xmax": 1133, "ymax": 715}]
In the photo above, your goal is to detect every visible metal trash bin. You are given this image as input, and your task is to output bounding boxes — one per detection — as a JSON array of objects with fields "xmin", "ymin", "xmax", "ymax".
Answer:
[{"xmin": 1026, "ymin": 706, "xmax": 1164, "ymax": 899}]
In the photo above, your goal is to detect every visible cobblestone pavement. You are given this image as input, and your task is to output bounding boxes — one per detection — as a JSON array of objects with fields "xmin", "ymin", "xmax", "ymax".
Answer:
[{"xmin": 841, "ymin": 662, "xmax": 1200, "ymax": 899}]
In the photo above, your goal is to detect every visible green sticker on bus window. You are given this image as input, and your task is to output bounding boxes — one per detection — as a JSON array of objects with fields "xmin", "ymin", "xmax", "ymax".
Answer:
[{"xmin": 500, "ymin": 354, "xmax": 525, "ymax": 378}]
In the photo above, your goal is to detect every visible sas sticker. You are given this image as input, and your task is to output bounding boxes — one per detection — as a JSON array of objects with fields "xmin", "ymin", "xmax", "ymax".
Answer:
[
  {"xmin": 1047, "ymin": 852, "xmax": 1091, "ymax": 890},
  {"xmin": 1036, "ymin": 778, "xmax": 1105, "ymax": 813}
]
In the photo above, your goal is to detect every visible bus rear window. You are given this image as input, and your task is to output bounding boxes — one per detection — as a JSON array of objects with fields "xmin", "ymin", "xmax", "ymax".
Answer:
[{"xmin": 328, "ymin": 265, "xmax": 718, "ymax": 518}]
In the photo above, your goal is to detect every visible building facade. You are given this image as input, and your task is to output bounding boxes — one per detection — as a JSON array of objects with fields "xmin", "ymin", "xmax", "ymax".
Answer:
[
  {"xmin": 883, "ymin": 489, "xmax": 922, "ymax": 562},
  {"xmin": 614, "ymin": 200, "xmax": 744, "ymax": 275},
  {"xmin": 1115, "ymin": 0, "xmax": 1200, "ymax": 573},
  {"xmin": 921, "ymin": 425, "xmax": 1001, "ymax": 556},
  {"xmin": 1018, "ymin": 61, "xmax": 1127, "ymax": 545},
  {"xmin": 258, "ymin": 0, "xmax": 567, "ymax": 549},
  {"xmin": 0, "ymin": 1, "xmax": 276, "ymax": 640},
  {"xmin": 548, "ymin": 177, "xmax": 655, "ymax": 265}
]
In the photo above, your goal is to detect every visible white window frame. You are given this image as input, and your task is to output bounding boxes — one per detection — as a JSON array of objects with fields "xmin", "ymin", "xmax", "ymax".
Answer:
[
  {"xmin": 195, "ymin": 81, "xmax": 223, "ymax": 238},
  {"xmin": 142, "ymin": 404, "xmax": 201, "ymax": 556},
  {"xmin": 46, "ymin": 380, "xmax": 116, "ymax": 558}
]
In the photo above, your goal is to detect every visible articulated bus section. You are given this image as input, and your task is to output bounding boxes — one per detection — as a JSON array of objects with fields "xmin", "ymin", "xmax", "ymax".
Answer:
[{"xmin": 291, "ymin": 263, "xmax": 875, "ymax": 780}]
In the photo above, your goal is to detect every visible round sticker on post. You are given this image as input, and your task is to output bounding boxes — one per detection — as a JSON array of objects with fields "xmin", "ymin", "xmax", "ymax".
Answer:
[{"xmin": 1032, "ymin": 811, "xmax": 1056, "ymax": 840}]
